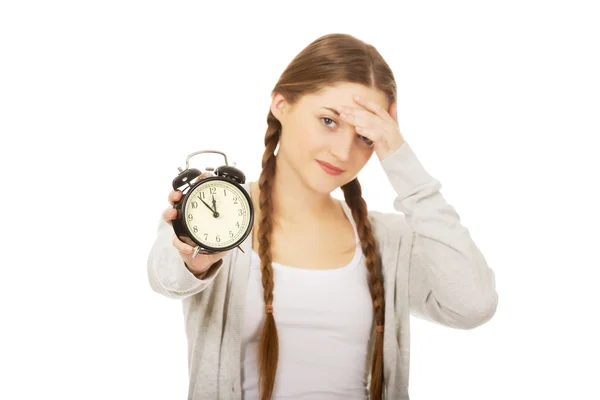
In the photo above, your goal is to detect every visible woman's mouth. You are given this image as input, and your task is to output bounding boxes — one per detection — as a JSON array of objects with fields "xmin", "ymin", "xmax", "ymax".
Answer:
[{"xmin": 316, "ymin": 160, "xmax": 344, "ymax": 176}]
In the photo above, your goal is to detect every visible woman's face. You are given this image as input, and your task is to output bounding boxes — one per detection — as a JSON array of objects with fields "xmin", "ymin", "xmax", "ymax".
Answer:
[{"xmin": 271, "ymin": 82, "xmax": 391, "ymax": 193}]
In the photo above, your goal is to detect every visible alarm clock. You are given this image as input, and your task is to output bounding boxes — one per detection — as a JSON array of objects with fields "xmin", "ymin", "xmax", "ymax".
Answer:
[{"xmin": 171, "ymin": 150, "xmax": 254, "ymax": 258}]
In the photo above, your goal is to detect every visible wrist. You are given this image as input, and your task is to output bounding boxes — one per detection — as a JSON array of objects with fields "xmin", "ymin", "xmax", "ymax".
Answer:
[{"xmin": 186, "ymin": 259, "xmax": 223, "ymax": 280}]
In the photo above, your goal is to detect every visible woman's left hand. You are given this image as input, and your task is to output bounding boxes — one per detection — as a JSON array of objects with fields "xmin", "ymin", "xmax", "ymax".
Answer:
[{"xmin": 336, "ymin": 95, "xmax": 406, "ymax": 161}]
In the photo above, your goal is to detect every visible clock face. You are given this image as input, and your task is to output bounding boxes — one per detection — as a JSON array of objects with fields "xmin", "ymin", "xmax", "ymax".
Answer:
[{"xmin": 183, "ymin": 179, "xmax": 252, "ymax": 249}]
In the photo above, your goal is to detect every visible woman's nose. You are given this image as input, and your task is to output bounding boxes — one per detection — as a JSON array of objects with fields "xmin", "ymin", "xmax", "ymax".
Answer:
[{"xmin": 327, "ymin": 129, "xmax": 354, "ymax": 162}]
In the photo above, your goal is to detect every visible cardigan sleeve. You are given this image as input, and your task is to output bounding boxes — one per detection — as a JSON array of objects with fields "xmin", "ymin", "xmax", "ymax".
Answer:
[
  {"xmin": 380, "ymin": 141, "xmax": 498, "ymax": 329},
  {"xmin": 146, "ymin": 216, "xmax": 224, "ymax": 299}
]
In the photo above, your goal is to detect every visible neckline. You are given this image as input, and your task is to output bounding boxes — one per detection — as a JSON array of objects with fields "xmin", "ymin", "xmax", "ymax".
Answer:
[
  {"xmin": 251, "ymin": 243, "xmax": 361, "ymax": 274},
  {"xmin": 247, "ymin": 182, "xmax": 362, "ymax": 273}
]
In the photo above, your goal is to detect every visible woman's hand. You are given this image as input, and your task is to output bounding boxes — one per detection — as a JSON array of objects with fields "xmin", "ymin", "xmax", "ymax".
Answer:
[
  {"xmin": 336, "ymin": 95, "xmax": 406, "ymax": 161},
  {"xmin": 163, "ymin": 172, "xmax": 228, "ymax": 277}
]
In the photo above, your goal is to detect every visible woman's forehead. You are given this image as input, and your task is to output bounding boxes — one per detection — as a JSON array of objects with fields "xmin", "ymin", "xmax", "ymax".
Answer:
[{"xmin": 302, "ymin": 83, "xmax": 388, "ymax": 108}]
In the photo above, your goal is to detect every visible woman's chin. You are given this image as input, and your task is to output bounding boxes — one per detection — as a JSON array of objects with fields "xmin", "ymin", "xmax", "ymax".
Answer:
[{"xmin": 308, "ymin": 170, "xmax": 345, "ymax": 193}]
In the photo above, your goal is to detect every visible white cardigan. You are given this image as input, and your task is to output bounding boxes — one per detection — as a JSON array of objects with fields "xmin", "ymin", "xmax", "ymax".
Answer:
[{"xmin": 147, "ymin": 141, "xmax": 499, "ymax": 399}]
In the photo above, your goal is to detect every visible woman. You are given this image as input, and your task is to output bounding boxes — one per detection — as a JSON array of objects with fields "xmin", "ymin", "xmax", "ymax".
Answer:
[{"xmin": 147, "ymin": 33, "xmax": 498, "ymax": 400}]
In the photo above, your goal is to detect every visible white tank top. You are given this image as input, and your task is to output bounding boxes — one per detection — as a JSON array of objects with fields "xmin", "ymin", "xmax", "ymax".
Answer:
[{"xmin": 241, "ymin": 200, "xmax": 374, "ymax": 399}]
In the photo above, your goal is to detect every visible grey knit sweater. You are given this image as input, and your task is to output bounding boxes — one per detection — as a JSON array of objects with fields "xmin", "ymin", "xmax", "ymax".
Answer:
[{"xmin": 147, "ymin": 141, "xmax": 498, "ymax": 399}]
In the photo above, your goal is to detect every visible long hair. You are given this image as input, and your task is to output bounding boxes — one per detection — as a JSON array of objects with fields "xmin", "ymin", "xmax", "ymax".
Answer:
[{"xmin": 256, "ymin": 33, "xmax": 396, "ymax": 400}]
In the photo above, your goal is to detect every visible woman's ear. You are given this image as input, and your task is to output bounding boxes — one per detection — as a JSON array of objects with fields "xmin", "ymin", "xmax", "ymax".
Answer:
[{"xmin": 270, "ymin": 91, "xmax": 288, "ymax": 122}]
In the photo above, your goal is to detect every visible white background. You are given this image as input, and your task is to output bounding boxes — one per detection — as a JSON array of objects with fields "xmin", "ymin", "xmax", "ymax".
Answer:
[{"xmin": 1, "ymin": 1, "xmax": 599, "ymax": 399}]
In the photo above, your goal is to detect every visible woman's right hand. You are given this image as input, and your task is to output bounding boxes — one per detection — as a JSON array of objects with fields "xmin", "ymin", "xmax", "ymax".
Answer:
[{"xmin": 163, "ymin": 172, "xmax": 229, "ymax": 277}]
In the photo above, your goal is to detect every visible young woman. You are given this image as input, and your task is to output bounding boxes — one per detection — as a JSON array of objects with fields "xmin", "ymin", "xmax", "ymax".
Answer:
[{"xmin": 147, "ymin": 33, "xmax": 498, "ymax": 400}]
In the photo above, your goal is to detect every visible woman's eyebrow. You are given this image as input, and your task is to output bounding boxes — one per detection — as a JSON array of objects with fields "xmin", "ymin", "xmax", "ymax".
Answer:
[{"xmin": 322, "ymin": 107, "xmax": 340, "ymax": 116}]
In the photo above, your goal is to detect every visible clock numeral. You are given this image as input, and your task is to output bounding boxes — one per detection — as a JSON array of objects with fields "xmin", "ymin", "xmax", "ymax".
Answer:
[
  {"xmin": 233, "ymin": 197, "xmax": 238, "ymax": 204},
  {"xmin": 216, "ymin": 235, "xmax": 221, "ymax": 242},
  {"xmin": 223, "ymin": 189, "xmax": 227, "ymax": 196},
  {"xmin": 191, "ymin": 201, "xmax": 198, "ymax": 209},
  {"xmin": 238, "ymin": 209, "xmax": 246, "ymax": 216},
  {"xmin": 204, "ymin": 233, "xmax": 208, "ymax": 241},
  {"xmin": 198, "ymin": 192, "xmax": 205, "ymax": 200},
  {"xmin": 193, "ymin": 226, "xmax": 198, "ymax": 233},
  {"xmin": 210, "ymin": 187, "xmax": 216, "ymax": 194},
  {"xmin": 229, "ymin": 231, "xmax": 234, "ymax": 238},
  {"xmin": 187, "ymin": 214, "xmax": 193, "ymax": 221},
  {"xmin": 235, "ymin": 221, "xmax": 240, "ymax": 228}
]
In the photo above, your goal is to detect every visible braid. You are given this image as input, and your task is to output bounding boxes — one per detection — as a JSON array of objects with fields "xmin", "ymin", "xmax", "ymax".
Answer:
[
  {"xmin": 256, "ymin": 110, "xmax": 281, "ymax": 400},
  {"xmin": 255, "ymin": 112, "xmax": 385, "ymax": 400},
  {"xmin": 341, "ymin": 178, "xmax": 385, "ymax": 400},
  {"xmin": 244, "ymin": 31, "xmax": 398, "ymax": 400}
]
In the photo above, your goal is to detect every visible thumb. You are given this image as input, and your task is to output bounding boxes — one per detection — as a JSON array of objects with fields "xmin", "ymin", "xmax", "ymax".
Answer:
[{"xmin": 388, "ymin": 101, "xmax": 398, "ymax": 124}]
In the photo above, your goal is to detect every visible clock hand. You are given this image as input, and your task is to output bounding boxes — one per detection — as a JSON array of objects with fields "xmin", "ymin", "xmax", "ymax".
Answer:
[
  {"xmin": 212, "ymin": 195, "xmax": 217, "ymax": 212},
  {"xmin": 200, "ymin": 197, "xmax": 219, "ymax": 218},
  {"xmin": 199, "ymin": 198, "xmax": 216, "ymax": 213}
]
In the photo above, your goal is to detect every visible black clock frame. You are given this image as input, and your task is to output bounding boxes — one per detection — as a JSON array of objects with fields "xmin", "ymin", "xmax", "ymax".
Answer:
[{"xmin": 172, "ymin": 175, "xmax": 254, "ymax": 253}]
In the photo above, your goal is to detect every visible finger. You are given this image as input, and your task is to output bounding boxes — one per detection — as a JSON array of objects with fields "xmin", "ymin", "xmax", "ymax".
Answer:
[
  {"xmin": 352, "ymin": 95, "xmax": 394, "ymax": 122},
  {"xmin": 180, "ymin": 236, "xmax": 197, "ymax": 248},
  {"xmin": 172, "ymin": 235, "xmax": 194, "ymax": 255},
  {"xmin": 162, "ymin": 207, "xmax": 177, "ymax": 223},
  {"xmin": 336, "ymin": 105, "xmax": 373, "ymax": 129},
  {"xmin": 192, "ymin": 172, "xmax": 211, "ymax": 184},
  {"xmin": 335, "ymin": 106, "xmax": 379, "ymax": 145},
  {"xmin": 168, "ymin": 190, "xmax": 183, "ymax": 206},
  {"xmin": 168, "ymin": 172, "xmax": 211, "ymax": 205},
  {"xmin": 388, "ymin": 101, "xmax": 399, "ymax": 124}
]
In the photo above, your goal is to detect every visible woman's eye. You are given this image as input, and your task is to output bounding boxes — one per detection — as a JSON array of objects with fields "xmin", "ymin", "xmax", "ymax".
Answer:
[
  {"xmin": 321, "ymin": 117, "xmax": 337, "ymax": 128},
  {"xmin": 359, "ymin": 135, "xmax": 374, "ymax": 147}
]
